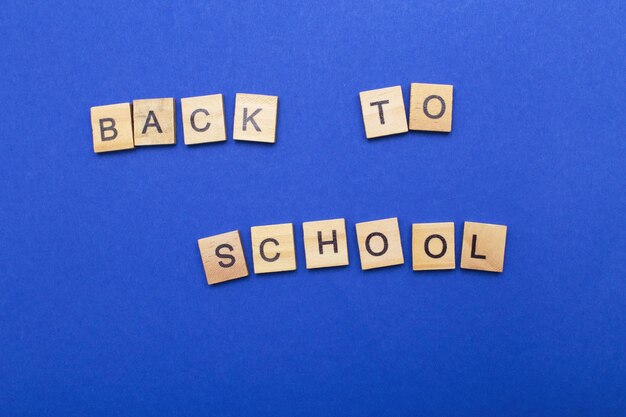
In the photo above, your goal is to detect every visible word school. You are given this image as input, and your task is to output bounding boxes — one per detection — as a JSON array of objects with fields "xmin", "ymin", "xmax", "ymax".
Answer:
[
  {"xmin": 198, "ymin": 219, "xmax": 507, "ymax": 285},
  {"xmin": 89, "ymin": 82, "xmax": 453, "ymax": 153}
]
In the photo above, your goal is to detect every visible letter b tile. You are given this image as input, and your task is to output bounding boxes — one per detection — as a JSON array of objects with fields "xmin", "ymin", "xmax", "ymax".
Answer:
[{"xmin": 90, "ymin": 103, "xmax": 135, "ymax": 153}]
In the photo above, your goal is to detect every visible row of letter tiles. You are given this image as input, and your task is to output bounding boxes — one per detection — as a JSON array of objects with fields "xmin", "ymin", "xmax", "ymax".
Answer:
[
  {"xmin": 359, "ymin": 83, "xmax": 453, "ymax": 139},
  {"xmin": 90, "ymin": 93, "xmax": 279, "ymax": 153},
  {"xmin": 198, "ymin": 219, "xmax": 507, "ymax": 285}
]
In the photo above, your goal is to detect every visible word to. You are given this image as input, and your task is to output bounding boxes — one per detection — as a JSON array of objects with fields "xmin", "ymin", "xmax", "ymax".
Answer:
[
  {"xmin": 198, "ymin": 219, "xmax": 507, "ymax": 285},
  {"xmin": 360, "ymin": 82, "xmax": 453, "ymax": 138},
  {"xmin": 89, "ymin": 82, "xmax": 454, "ymax": 153}
]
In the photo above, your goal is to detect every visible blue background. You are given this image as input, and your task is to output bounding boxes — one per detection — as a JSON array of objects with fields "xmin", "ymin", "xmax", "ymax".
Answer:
[{"xmin": 1, "ymin": 1, "xmax": 625, "ymax": 415}]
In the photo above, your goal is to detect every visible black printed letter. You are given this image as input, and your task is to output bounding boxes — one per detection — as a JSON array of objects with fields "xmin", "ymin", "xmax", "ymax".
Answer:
[
  {"xmin": 370, "ymin": 100, "xmax": 390, "ymax": 124},
  {"xmin": 423, "ymin": 95, "xmax": 446, "ymax": 119},
  {"xmin": 365, "ymin": 232, "xmax": 388, "ymax": 256},
  {"xmin": 190, "ymin": 108, "xmax": 210, "ymax": 132},
  {"xmin": 142, "ymin": 110, "xmax": 163, "ymax": 134},
  {"xmin": 470, "ymin": 234, "xmax": 486, "ymax": 259},
  {"xmin": 259, "ymin": 238, "xmax": 280, "ymax": 262},
  {"xmin": 242, "ymin": 108, "xmax": 262, "ymax": 131},
  {"xmin": 99, "ymin": 118, "xmax": 118, "ymax": 141},
  {"xmin": 317, "ymin": 230, "xmax": 338, "ymax": 255},
  {"xmin": 216, "ymin": 244, "xmax": 236, "ymax": 267},
  {"xmin": 424, "ymin": 234, "xmax": 447, "ymax": 259}
]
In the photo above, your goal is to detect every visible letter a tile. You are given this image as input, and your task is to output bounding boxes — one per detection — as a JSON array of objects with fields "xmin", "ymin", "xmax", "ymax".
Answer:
[
  {"xmin": 133, "ymin": 98, "xmax": 176, "ymax": 146},
  {"xmin": 198, "ymin": 230, "xmax": 249, "ymax": 285},
  {"xmin": 359, "ymin": 86, "xmax": 408, "ymax": 139},
  {"xmin": 233, "ymin": 93, "xmax": 278, "ymax": 143}
]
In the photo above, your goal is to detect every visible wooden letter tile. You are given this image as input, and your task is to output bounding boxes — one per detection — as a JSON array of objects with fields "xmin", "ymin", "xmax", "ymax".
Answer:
[
  {"xmin": 359, "ymin": 86, "xmax": 408, "ymax": 139},
  {"xmin": 250, "ymin": 223, "xmax": 296, "ymax": 274},
  {"xmin": 90, "ymin": 103, "xmax": 134, "ymax": 153},
  {"xmin": 133, "ymin": 98, "xmax": 176, "ymax": 145},
  {"xmin": 233, "ymin": 93, "xmax": 278, "ymax": 143},
  {"xmin": 181, "ymin": 94, "xmax": 227, "ymax": 145},
  {"xmin": 302, "ymin": 218, "xmax": 349, "ymax": 269},
  {"xmin": 409, "ymin": 83, "xmax": 454, "ymax": 132},
  {"xmin": 355, "ymin": 217, "xmax": 404, "ymax": 270},
  {"xmin": 198, "ymin": 230, "xmax": 249, "ymax": 285},
  {"xmin": 460, "ymin": 222, "xmax": 507, "ymax": 273},
  {"xmin": 412, "ymin": 222, "xmax": 455, "ymax": 271}
]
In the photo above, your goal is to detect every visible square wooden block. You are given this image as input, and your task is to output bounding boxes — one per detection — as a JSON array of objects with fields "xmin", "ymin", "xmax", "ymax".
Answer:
[
  {"xmin": 233, "ymin": 93, "xmax": 278, "ymax": 143},
  {"xmin": 359, "ymin": 86, "xmax": 408, "ymax": 139},
  {"xmin": 412, "ymin": 222, "xmax": 456, "ymax": 271},
  {"xmin": 133, "ymin": 98, "xmax": 176, "ymax": 145},
  {"xmin": 355, "ymin": 217, "xmax": 404, "ymax": 270},
  {"xmin": 302, "ymin": 218, "xmax": 349, "ymax": 269},
  {"xmin": 198, "ymin": 230, "xmax": 249, "ymax": 285},
  {"xmin": 181, "ymin": 94, "xmax": 227, "ymax": 145},
  {"xmin": 250, "ymin": 223, "xmax": 296, "ymax": 274},
  {"xmin": 90, "ymin": 103, "xmax": 135, "ymax": 153},
  {"xmin": 409, "ymin": 83, "xmax": 454, "ymax": 132},
  {"xmin": 460, "ymin": 222, "xmax": 507, "ymax": 273}
]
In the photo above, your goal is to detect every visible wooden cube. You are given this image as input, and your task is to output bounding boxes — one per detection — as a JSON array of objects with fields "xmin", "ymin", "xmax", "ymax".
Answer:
[
  {"xmin": 180, "ymin": 94, "xmax": 227, "ymax": 145},
  {"xmin": 198, "ymin": 230, "xmax": 249, "ymax": 285},
  {"xmin": 250, "ymin": 223, "xmax": 296, "ymax": 274},
  {"xmin": 90, "ymin": 103, "xmax": 135, "ymax": 153},
  {"xmin": 233, "ymin": 93, "xmax": 278, "ymax": 143},
  {"xmin": 460, "ymin": 222, "xmax": 507, "ymax": 273},
  {"xmin": 133, "ymin": 98, "xmax": 176, "ymax": 145},
  {"xmin": 412, "ymin": 222, "xmax": 456, "ymax": 271},
  {"xmin": 302, "ymin": 218, "xmax": 349, "ymax": 269},
  {"xmin": 359, "ymin": 86, "xmax": 408, "ymax": 139},
  {"xmin": 409, "ymin": 83, "xmax": 454, "ymax": 132},
  {"xmin": 355, "ymin": 217, "xmax": 404, "ymax": 270}
]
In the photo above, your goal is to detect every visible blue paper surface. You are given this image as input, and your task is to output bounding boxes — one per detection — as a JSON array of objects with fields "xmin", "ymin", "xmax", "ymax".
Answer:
[{"xmin": 0, "ymin": 1, "xmax": 625, "ymax": 415}]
